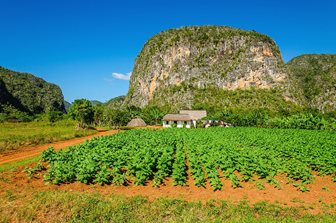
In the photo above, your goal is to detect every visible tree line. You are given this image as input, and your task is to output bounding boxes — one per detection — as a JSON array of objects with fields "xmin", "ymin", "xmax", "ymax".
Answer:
[
  {"xmin": 1, "ymin": 98, "xmax": 335, "ymax": 131},
  {"xmin": 56, "ymin": 99, "xmax": 166, "ymax": 129}
]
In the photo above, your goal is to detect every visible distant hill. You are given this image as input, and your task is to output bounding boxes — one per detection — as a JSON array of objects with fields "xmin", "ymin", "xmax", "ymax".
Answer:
[
  {"xmin": 90, "ymin": 100, "xmax": 103, "ymax": 106},
  {"xmin": 106, "ymin": 96, "xmax": 125, "ymax": 109},
  {"xmin": 0, "ymin": 66, "xmax": 65, "ymax": 117},
  {"xmin": 64, "ymin": 101, "xmax": 72, "ymax": 112},
  {"xmin": 287, "ymin": 54, "xmax": 336, "ymax": 112}
]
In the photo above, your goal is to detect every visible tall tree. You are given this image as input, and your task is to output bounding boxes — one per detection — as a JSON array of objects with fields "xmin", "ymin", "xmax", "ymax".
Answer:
[
  {"xmin": 141, "ymin": 106, "xmax": 164, "ymax": 125},
  {"xmin": 69, "ymin": 99, "xmax": 94, "ymax": 128}
]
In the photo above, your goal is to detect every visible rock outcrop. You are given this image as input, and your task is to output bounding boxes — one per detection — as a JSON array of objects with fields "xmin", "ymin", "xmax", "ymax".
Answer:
[{"xmin": 125, "ymin": 26, "xmax": 288, "ymax": 109}]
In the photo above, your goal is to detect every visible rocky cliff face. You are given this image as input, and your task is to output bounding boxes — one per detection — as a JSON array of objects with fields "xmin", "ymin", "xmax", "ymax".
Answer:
[
  {"xmin": 0, "ymin": 66, "xmax": 65, "ymax": 115},
  {"xmin": 286, "ymin": 54, "xmax": 336, "ymax": 112},
  {"xmin": 125, "ymin": 26, "xmax": 288, "ymax": 108}
]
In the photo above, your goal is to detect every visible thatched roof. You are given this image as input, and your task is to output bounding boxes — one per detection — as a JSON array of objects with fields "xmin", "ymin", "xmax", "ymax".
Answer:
[
  {"xmin": 163, "ymin": 114, "xmax": 192, "ymax": 121},
  {"xmin": 127, "ymin": 118, "xmax": 147, "ymax": 127},
  {"xmin": 179, "ymin": 110, "xmax": 207, "ymax": 120}
]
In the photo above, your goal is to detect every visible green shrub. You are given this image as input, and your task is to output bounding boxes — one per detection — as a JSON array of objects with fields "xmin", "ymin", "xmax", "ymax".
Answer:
[
  {"xmin": 48, "ymin": 110, "xmax": 64, "ymax": 123},
  {"xmin": 119, "ymin": 126, "xmax": 135, "ymax": 130}
]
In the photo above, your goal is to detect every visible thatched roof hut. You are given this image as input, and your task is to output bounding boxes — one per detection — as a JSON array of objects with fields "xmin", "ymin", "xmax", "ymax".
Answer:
[
  {"xmin": 127, "ymin": 118, "xmax": 147, "ymax": 127},
  {"xmin": 162, "ymin": 114, "xmax": 192, "ymax": 121},
  {"xmin": 179, "ymin": 110, "xmax": 207, "ymax": 120}
]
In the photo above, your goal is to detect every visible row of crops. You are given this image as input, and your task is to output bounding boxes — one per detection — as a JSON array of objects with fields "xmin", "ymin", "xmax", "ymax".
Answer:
[{"xmin": 41, "ymin": 127, "xmax": 336, "ymax": 191}]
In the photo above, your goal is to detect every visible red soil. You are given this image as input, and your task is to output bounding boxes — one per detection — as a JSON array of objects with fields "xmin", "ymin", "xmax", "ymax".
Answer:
[{"xmin": 0, "ymin": 166, "xmax": 335, "ymax": 214}]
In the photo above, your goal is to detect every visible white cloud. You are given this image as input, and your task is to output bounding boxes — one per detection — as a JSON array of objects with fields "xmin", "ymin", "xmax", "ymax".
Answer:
[{"xmin": 112, "ymin": 72, "xmax": 131, "ymax": 81}]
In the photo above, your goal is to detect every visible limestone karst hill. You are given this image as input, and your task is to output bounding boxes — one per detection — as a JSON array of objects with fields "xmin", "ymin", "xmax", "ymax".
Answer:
[{"xmin": 124, "ymin": 26, "xmax": 335, "ymax": 113}]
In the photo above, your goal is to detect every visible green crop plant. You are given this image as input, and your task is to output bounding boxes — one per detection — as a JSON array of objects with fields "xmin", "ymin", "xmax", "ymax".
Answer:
[{"xmin": 41, "ymin": 127, "xmax": 336, "ymax": 192}]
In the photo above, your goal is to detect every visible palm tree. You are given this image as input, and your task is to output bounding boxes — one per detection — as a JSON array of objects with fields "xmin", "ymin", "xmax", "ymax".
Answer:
[{"xmin": 148, "ymin": 107, "xmax": 165, "ymax": 125}]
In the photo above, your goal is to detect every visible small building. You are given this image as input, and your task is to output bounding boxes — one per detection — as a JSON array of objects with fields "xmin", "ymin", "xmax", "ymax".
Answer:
[
  {"xmin": 127, "ymin": 118, "xmax": 147, "ymax": 127},
  {"xmin": 180, "ymin": 110, "xmax": 207, "ymax": 127},
  {"xmin": 162, "ymin": 114, "xmax": 192, "ymax": 128},
  {"xmin": 162, "ymin": 110, "xmax": 207, "ymax": 128}
]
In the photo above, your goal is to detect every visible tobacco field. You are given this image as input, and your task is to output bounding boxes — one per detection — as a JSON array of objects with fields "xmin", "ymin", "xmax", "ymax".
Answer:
[{"xmin": 41, "ymin": 127, "xmax": 336, "ymax": 191}]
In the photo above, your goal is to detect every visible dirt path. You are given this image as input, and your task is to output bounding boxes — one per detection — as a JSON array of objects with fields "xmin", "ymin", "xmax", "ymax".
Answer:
[{"xmin": 0, "ymin": 129, "xmax": 120, "ymax": 165}]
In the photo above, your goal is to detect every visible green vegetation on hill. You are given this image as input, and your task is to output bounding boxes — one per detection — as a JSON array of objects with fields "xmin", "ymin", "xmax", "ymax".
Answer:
[
  {"xmin": 106, "ymin": 95, "xmax": 126, "ymax": 109},
  {"xmin": 134, "ymin": 26, "xmax": 283, "ymax": 80},
  {"xmin": 0, "ymin": 66, "xmax": 65, "ymax": 120},
  {"xmin": 287, "ymin": 54, "xmax": 336, "ymax": 112},
  {"xmin": 150, "ymin": 86, "xmax": 300, "ymax": 114}
]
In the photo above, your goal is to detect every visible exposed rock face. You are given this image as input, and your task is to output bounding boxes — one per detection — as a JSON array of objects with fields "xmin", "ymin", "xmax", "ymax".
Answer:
[
  {"xmin": 0, "ymin": 66, "xmax": 65, "ymax": 115},
  {"xmin": 287, "ymin": 54, "xmax": 336, "ymax": 112},
  {"xmin": 125, "ymin": 26, "xmax": 287, "ymax": 108}
]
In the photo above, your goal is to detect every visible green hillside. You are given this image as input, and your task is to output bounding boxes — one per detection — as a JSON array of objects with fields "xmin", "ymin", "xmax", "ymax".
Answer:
[
  {"xmin": 287, "ymin": 54, "xmax": 336, "ymax": 112},
  {"xmin": 0, "ymin": 66, "xmax": 65, "ymax": 119},
  {"xmin": 106, "ymin": 96, "xmax": 126, "ymax": 109}
]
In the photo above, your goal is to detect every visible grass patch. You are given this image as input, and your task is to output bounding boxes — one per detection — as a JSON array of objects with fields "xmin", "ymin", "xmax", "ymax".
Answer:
[
  {"xmin": 0, "ymin": 191, "xmax": 335, "ymax": 222},
  {"xmin": 0, "ymin": 156, "xmax": 41, "ymax": 172},
  {"xmin": 0, "ymin": 120, "xmax": 97, "ymax": 154}
]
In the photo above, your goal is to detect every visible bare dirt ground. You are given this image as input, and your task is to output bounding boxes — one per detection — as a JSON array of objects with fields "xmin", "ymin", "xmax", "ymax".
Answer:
[
  {"xmin": 0, "ymin": 129, "xmax": 121, "ymax": 165},
  {"xmin": 0, "ymin": 165, "xmax": 335, "ymax": 215}
]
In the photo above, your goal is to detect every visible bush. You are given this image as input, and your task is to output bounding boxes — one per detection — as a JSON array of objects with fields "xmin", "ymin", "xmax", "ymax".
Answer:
[
  {"xmin": 265, "ymin": 113, "xmax": 336, "ymax": 130},
  {"xmin": 0, "ymin": 113, "xmax": 6, "ymax": 123},
  {"xmin": 206, "ymin": 108, "xmax": 335, "ymax": 130},
  {"xmin": 48, "ymin": 110, "xmax": 64, "ymax": 123},
  {"xmin": 170, "ymin": 122, "xmax": 177, "ymax": 128},
  {"xmin": 196, "ymin": 120, "xmax": 204, "ymax": 128}
]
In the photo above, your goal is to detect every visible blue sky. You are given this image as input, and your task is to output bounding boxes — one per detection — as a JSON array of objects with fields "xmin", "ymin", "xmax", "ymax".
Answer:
[{"xmin": 0, "ymin": 0, "xmax": 335, "ymax": 102}]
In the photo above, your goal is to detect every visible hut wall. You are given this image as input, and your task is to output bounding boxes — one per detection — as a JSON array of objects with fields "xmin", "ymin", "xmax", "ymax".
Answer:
[
  {"xmin": 163, "ymin": 120, "xmax": 170, "ymax": 128},
  {"xmin": 177, "ymin": 121, "xmax": 183, "ymax": 128},
  {"xmin": 186, "ymin": 121, "xmax": 191, "ymax": 128}
]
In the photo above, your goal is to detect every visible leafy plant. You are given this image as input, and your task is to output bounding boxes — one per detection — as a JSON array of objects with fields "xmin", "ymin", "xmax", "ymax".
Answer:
[
  {"xmin": 41, "ymin": 128, "xmax": 336, "ymax": 192},
  {"xmin": 23, "ymin": 163, "xmax": 46, "ymax": 179}
]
